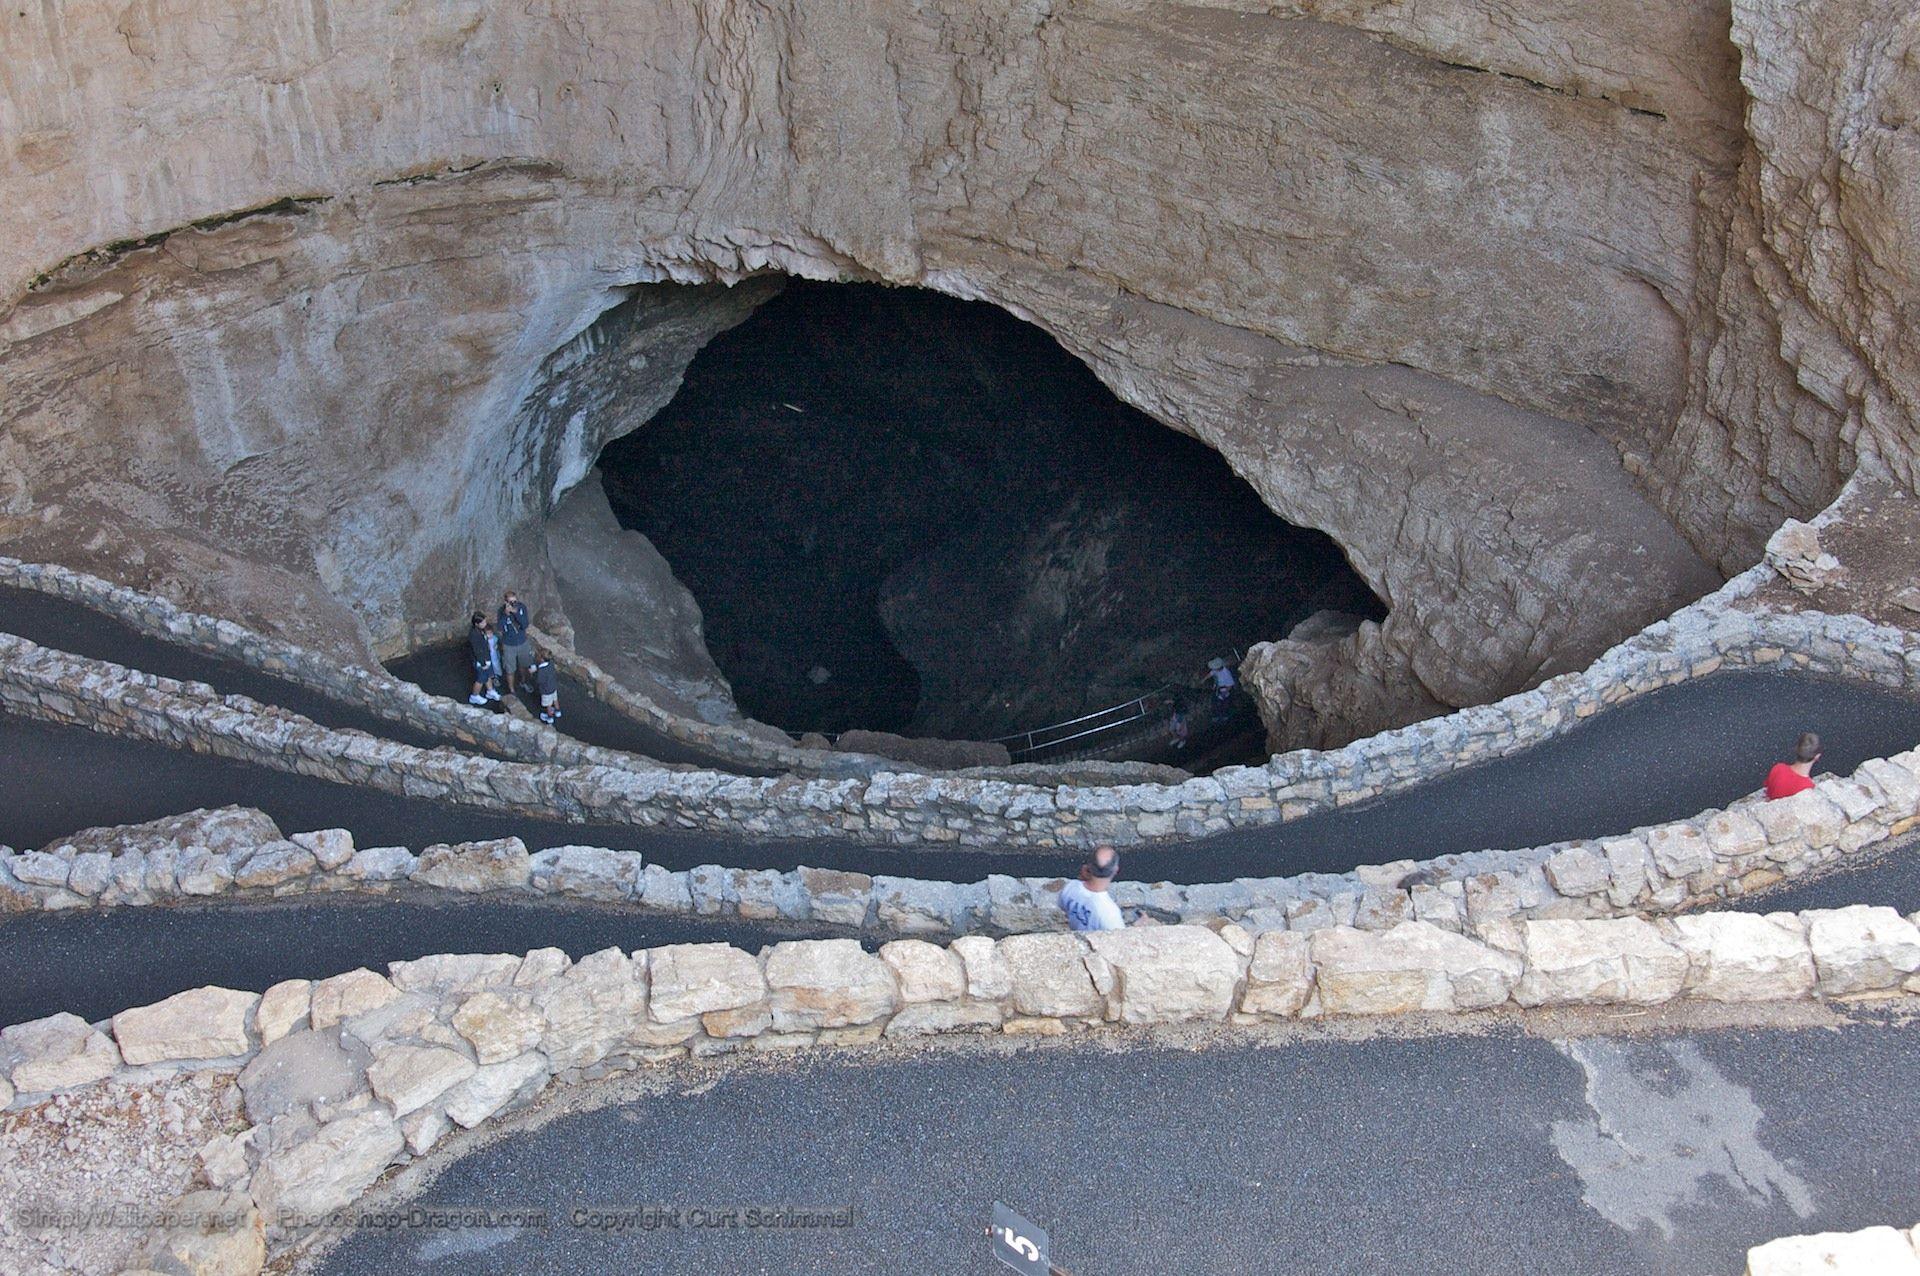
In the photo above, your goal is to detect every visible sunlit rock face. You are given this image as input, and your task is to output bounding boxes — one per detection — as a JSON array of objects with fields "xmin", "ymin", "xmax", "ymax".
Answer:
[{"xmin": 1, "ymin": 0, "xmax": 1910, "ymax": 745}]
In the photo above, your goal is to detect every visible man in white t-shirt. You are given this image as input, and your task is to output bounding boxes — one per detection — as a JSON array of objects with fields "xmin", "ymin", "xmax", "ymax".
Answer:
[{"xmin": 1058, "ymin": 845, "xmax": 1126, "ymax": 932}]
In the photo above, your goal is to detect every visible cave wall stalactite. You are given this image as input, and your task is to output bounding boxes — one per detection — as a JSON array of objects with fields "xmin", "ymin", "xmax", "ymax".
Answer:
[{"xmin": 2, "ymin": 0, "xmax": 1914, "ymax": 748}]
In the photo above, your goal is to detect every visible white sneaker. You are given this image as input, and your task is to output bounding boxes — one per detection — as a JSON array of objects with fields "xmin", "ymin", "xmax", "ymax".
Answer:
[
  {"xmin": 467, "ymin": 694, "xmax": 487, "ymax": 706},
  {"xmin": 485, "ymin": 688, "xmax": 501, "ymax": 702}
]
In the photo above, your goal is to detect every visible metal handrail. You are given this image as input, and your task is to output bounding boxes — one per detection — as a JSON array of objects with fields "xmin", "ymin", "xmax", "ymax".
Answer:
[
  {"xmin": 988, "ymin": 649, "xmax": 1248, "ymax": 761},
  {"xmin": 989, "ymin": 687, "xmax": 1172, "ymax": 756}
]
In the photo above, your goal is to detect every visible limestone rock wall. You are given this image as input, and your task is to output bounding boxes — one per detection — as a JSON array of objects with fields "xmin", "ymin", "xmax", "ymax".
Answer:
[{"xmin": 2, "ymin": 0, "xmax": 1912, "ymax": 737}]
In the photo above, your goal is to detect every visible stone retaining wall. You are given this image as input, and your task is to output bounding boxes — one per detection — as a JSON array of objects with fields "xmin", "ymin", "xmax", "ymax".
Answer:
[
  {"xmin": 4, "ymin": 908, "xmax": 1916, "ymax": 1273},
  {"xmin": 6, "ymin": 749, "xmax": 1920, "ymax": 941},
  {"xmin": 4, "ymin": 574, "xmax": 1920, "ymax": 861},
  {"xmin": 0, "ymin": 555, "xmax": 817, "ymax": 776}
]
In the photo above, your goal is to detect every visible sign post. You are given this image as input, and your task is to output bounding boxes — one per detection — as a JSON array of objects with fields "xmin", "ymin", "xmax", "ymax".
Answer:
[{"xmin": 987, "ymin": 1201, "xmax": 1064, "ymax": 1275}]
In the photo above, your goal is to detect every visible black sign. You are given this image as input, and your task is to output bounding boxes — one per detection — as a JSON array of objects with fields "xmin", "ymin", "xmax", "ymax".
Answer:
[{"xmin": 988, "ymin": 1201, "xmax": 1051, "ymax": 1274}]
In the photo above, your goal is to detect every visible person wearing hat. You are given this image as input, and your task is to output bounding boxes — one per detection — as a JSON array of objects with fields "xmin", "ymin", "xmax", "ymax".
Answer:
[
  {"xmin": 467, "ymin": 612, "xmax": 501, "ymax": 706},
  {"xmin": 1206, "ymin": 656, "xmax": 1237, "ymax": 722},
  {"xmin": 1058, "ymin": 844, "xmax": 1126, "ymax": 932}
]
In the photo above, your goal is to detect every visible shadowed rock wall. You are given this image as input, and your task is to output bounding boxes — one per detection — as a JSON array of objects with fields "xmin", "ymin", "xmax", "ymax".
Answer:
[{"xmin": 2, "ymin": 0, "xmax": 1910, "ymax": 742}]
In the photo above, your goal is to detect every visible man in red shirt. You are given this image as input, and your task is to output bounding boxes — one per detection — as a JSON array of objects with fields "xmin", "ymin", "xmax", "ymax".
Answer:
[{"xmin": 1765, "ymin": 732, "xmax": 1822, "ymax": 799}]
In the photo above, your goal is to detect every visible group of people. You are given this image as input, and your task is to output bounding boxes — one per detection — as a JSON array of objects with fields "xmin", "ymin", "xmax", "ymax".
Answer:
[
  {"xmin": 1165, "ymin": 656, "xmax": 1240, "ymax": 752},
  {"xmin": 1060, "ymin": 730, "xmax": 1830, "ymax": 933},
  {"xmin": 467, "ymin": 590, "xmax": 562, "ymax": 725}
]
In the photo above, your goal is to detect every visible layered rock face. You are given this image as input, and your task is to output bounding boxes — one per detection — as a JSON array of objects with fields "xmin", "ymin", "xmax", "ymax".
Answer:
[{"xmin": 2, "ymin": 0, "xmax": 1912, "ymax": 743}]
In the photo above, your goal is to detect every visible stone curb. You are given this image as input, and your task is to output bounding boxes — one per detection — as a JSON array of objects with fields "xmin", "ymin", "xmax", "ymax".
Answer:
[
  {"xmin": 6, "ymin": 737, "xmax": 1920, "ymax": 941},
  {"xmin": 0, "ymin": 554, "xmax": 823, "ymax": 776},
  {"xmin": 3, "ymin": 591, "xmax": 1918, "ymax": 854},
  {"xmin": 5, "ymin": 909, "xmax": 1916, "ymax": 1273},
  {"xmin": 6, "ymin": 548, "xmax": 1919, "ymax": 855}
]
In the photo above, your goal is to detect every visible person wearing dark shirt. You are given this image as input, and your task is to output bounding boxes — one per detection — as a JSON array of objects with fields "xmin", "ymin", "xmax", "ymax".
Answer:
[
  {"xmin": 466, "ymin": 613, "xmax": 500, "ymax": 706},
  {"xmin": 1765, "ymin": 731, "xmax": 1821, "ymax": 800},
  {"xmin": 496, "ymin": 591, "xmax": 532, "ymax": 694},
  {"xmin": 531, "ymin": 648, "xmax": 561, "ymax": 724}
]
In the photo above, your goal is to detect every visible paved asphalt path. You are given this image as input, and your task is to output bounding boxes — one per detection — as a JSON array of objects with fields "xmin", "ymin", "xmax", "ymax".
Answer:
[
  {"xmin": 0, "ymin": 894, "xmax": 839, "ymax": 1028},
  {"xmin": 310, "ymin": 1016, "xmax": 1920, "ymax": 1276},
  {"xmin": 0, "ymin": 584, "xmax": 753, "ymax": 771},
  {"xmin": 0, "ymin": 584, "xmax": 451, "ymax": 751},
  {"xmin": 386, "ymin": 642, "xmax": 761, "ymax": 771},
  {"xmin": 1733, "ymin": 830, "xmax": 1920, "ymax": 915},
  {"xmin": 6, "ymin": 671, "xmax": 1919, "ymax": 888}
]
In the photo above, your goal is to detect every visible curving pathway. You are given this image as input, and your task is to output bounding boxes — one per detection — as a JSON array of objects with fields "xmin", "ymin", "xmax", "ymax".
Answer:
[
  {"xmin": 384, "ymin": 642, "xmax": 769, "ymax": 771},
  {"xmin": 0, "ymin": 584, "xmax": 761, "ymax": 772},
  {"xmin": 6, "ymin": 670, "xmax": 1919, "ymax": 887},
  {"xmin": 0, "ymin": 895, "xmax": 840, "ymax": 1029},
  {"xmin": 305, "ymin": 1015, "xmax": 1920, "ymax": 1276}
]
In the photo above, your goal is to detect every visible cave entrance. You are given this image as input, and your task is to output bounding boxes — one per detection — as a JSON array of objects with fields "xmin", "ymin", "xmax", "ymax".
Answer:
[{"xmin": 594, "ymin": 281, "xmax": 1384, "ymax": 758}]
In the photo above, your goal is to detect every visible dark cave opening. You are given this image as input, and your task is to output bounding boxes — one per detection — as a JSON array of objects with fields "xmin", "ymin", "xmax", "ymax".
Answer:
[{"xmin": 596, "ymin": 281, "xmax": 1385, "ymax": 744}]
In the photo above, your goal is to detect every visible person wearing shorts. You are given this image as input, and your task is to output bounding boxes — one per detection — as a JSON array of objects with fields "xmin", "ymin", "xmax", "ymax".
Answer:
[
  {"xmin": 467, "ymin": 613, "xmax": 500, "ymax": 705},
  {"xmin": 497, "ymin": 590, "xmax": 532, "ymax": 694},
  {"xmin": 532, "ymin": 649, "xmax": 561, "ymax": 724}
]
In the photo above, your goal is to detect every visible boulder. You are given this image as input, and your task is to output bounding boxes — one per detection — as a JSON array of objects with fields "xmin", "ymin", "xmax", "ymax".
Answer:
[
  {"xmin": 1085, "ymin": 925, "xmax": 1244, "ymax": 1023},
  {"xmin": 879, "ymin": 940, "xmax": 966, "ymax": 1004},
  {"xmin": 796, "ymin": 866, "xmax": 872, "ymax": 928},
  {"xmin": 870, "ymin": 876, "xmax": 971, "ymax": 935},
  {"xmin": 232, "ymin": 841, "xmax": 318, "ymax": 890},
  {"xmin": 1803, "ymin": 906, "xmax": 1920, "ymax": 995},
  {"xmin": 531, "ymin": 947, "xmax": 645, "ymax": 1071},
  {"xmin": 1512, "ymin": 918, "xmax": 1687, "ymax": 1006},
  {"xmin": 388, "ymin": 953, "xmax": 522, "ymax": 995},
  {"xmin": 176, "ymin": 848, "xmax": 236, "ymax": 895},
  {"xmin": 133, "ymin": 1189, "xmax": 265, "ymax": 1276},
  {"xmin": 531, "ymin": 845, "xmax": 639, "ymax": 901},
  {"xmin": 239, "ymin": 1028, "xmax": 373, "ymax": 1124},
  {"xmin": 11, "ymin": 850, "xmax": 70, "ymax": 888},
  {"xmin": 66, "ymin": 851, "xmax": 112, "ymax": 896},
  {"xmin": 452, "ymin": 990, "xmax": 547, "ymax": 1065},
  {"xmin": 41, "ymin": 806, "xmax": 281, "ymax": 862},
  {"xmin": 765, "ymin": 940, "xmax": 900, "ymax": 1030},
  {"xmin": 113, "ymin": 986, "xmax": 259, "ymax": 1065},
  {"xmin": 1668, "ymin": 913, "xmax": 1816, "ymax": 1001},
  {"xmin": 639, "ymin": 864, "xmax": 693, "ymax": 912},
  {"xmin": 411, "ymin": 837, "xmax": 531, "ymax": 892},
  {"xmin": 255, "ymin": 980, "xmax": 312, "ymax": 1045},
  {"xmin": 999, "ymin": 933, "xmax": 1099, "ymax": 1019},
  {"xmin": 292, "ymin": 828, "xmax": 355, "ymax": 871},
  {"xmin": 342, "ymin": 846, "xmax": 415, "ymax": 882},
  {"xmin": 985, "ymin": 874, "xmax": 1064, "ymax": 933},
  {"xmin": 647, "ymin": 943, "xmax": 765, "ymax": 1022},
  {"xmin": 310, "ymin": 969, "xmax": 403, "ymax": 1030},
  {"xmin": 2, "ymin": 1011, "xmax": 121, "ymax": 1091},
  {"xmin": 1241, "ymin": 930, "xmax": 1313, "ymax": 1017},
  {"xmin": 1310, "ymin": 922, "xmax": 1520, "ymax": 1015},
  {"xmin": 442, "ymin": 1051, "xmax": 550, "ymax": 1128},
  {"xmin": 951, "ymin": 935, "xmax": 1013, "ymax": 1002},
  {"xmin": 367, "ymin": 1044, "xmax": 478, "ymax": 1116},
  {"xmin": 250, "ymin": 1111, "xmax": 404, "ymax": 1230}
]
